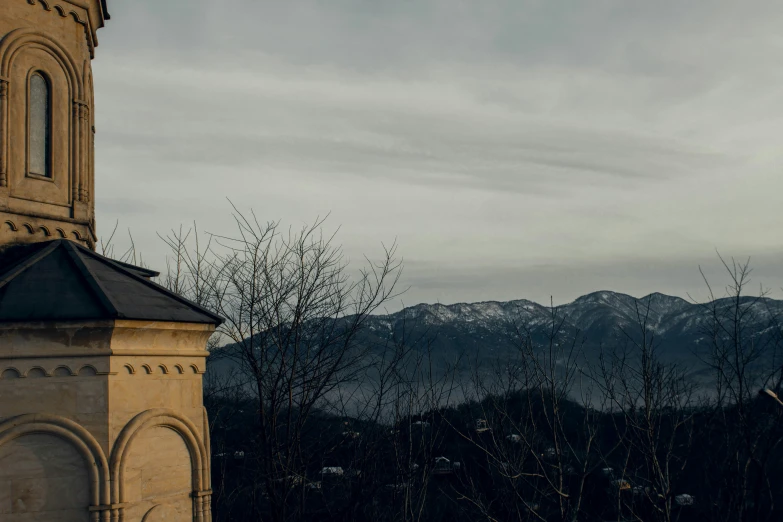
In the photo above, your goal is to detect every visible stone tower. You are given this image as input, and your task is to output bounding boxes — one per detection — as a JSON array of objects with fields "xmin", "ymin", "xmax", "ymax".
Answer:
[
  {"xmin": 0, "ymin": 2, "xmax": 222, "ymax": 521},
  {"xmin": 0, "ymin": 0, "xmax": 108, "ymax": 249}
]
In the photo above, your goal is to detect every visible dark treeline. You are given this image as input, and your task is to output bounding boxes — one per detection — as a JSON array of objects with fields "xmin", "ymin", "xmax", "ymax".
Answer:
[
  {"xmin": 148, "ymin": 213, "xmax": 783, "ymax": 521},
  {"xmin": 205, "ymin": 385, "xmax": 783, "ymax": 522}
]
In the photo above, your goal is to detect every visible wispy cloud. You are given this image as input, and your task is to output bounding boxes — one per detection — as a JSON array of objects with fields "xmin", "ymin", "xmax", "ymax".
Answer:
[{"xmin": 94, "ymin": 0, "xmax": 783, "ymax": 309}]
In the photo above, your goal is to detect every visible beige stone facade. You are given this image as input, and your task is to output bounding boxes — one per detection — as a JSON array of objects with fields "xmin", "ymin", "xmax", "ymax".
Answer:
[
  {"xmin": 0, "ymin": 2, "xmax": 220, "ymax": 521},
  {"xmin": 0, "ymin": 0, "xmax": 107, "ymax": 249},
  {"xmin": 0, "ymin": 320, "xmax": 216, "ymax": 521}
]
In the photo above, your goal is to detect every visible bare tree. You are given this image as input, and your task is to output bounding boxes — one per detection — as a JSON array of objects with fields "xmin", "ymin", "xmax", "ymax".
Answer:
[
  {"xmin": 136, "ymin": 219, "xmax": 783, "ymax": 522},
  {"xmin": 449, "ymin": 300, "xmax": 604, "ymax": 522},
  {"xmin": 160, "ymin": 207, "xmax": 403, "ymax": 522},
  {"xmin": 693, "ymin": 256, "xmax": 783, "ymax": 522},
  {"xmin": 98, "ymin": 219, "xmax": 145, "ymax": 266},
  {"xmin": 595, "ymin": 296, "xmax": 696, "ymax": 522}
]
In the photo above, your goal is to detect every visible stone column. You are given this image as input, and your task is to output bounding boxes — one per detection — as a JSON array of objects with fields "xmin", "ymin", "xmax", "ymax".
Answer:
[
  {"xmin": 192, "ymin": 489, "xmax": 213, "ymax": 521},
  {"xmin": 78, "ymin": 102, "xmax": 89, "ymax": 201},
  {"xmin": 72, "ymin": 100, "xmax": 81, "ymax": 202},
  {"xmin": 204, "ymin": 493, "xmax": 212, "ymax": 522},
  {"xmin": 0, "ymin": 78, "xmax": 8, "ymax": 187}
]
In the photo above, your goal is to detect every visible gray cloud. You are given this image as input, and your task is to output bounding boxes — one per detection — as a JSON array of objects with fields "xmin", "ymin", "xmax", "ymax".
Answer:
[{"xmin": 93, "ymin": 0, "xmax": 783, "ymax": 310}]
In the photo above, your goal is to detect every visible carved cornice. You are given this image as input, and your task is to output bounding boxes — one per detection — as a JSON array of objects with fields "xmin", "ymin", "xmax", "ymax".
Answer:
[
  {"xmin": 0, "ymin": 363, "xmax": 112, "ymax": 376},
  {"xmin": 1, "ymin": 217, "xmax": 92, "ymax": 246},
  {"xmin": 1, "ymin": 211, "xmax": 91, "ymax": 226},
  {"xmin": 0, "ymin": 350, "xmax": 209, "ymax": 360},
  {"xmin": 0, "ymin": 319, "xmax": 214, "ymax": 362},
  {"xmin": 25, "ymin": 0, "xmax": 102, "ymax": 59}
]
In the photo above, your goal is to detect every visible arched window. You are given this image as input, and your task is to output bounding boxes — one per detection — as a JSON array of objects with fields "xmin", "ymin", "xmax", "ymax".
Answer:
[{"xmin": 29, "ymin": 72, "xmax": 51, "ymax": 178}]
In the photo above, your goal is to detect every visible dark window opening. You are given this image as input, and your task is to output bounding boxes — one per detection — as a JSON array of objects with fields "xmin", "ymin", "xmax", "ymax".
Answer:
[{"xmin": 29, "ymin": 73, "xmax": 51, "ymax": 177}]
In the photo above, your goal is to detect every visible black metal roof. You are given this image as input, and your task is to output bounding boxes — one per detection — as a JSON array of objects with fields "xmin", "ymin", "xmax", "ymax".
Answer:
[
  {"xmin": 101, "ymin": 0, "xmax": 110, "ymax": 20},
  {"xmin": 0, "ymin": 239, "xmax": 222, "ymax": 324},
  {"xmin": 110, "ymin": 258, "xmax": 159, "ymax": 279}
]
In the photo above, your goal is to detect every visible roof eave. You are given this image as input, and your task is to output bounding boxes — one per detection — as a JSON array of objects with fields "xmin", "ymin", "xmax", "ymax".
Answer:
[{"xmin": 73, "ymin": 242, "xmax": 225, "ymax": 326}]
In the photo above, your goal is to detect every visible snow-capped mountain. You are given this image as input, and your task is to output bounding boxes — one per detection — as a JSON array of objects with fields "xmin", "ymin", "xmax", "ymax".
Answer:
[
  {"xmin": 210, "ymin": 290, "xmax": 783, "ymax": 390},
  {"xmin": 359, "ymin": 290, "xmax": 783, "ymax": 367}
]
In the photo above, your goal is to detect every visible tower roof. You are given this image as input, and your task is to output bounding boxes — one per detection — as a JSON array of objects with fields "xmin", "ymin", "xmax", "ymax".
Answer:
[{"xmin": 0, "ymin": 240, "xmax": 222, "ymax": 324}]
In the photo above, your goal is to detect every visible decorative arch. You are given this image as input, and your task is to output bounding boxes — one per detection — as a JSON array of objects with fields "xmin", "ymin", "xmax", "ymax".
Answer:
[
  {"xmin": 55, "ymin": 227, "xmax": 66, "ymax": 237},
  {"xmin": 202, "ymin": 406, "xmax": 211, "ymax": 465},
  {"xmin": 157, "ymin": 364, "xmax": 169, "ymax": 374},
  {"xmin": 22, "ymin": 223, "xmax": 34, "ymax": 234},
  {"xmin": 141, "ymin": 504, "xmax": 162, "ymax": 522},
  {"xmin": 39, "ymin": 225, "xmax": 51, "ymax": 236},
  {"xmin": 0, "ymin": 367, "xmax": 21, "ymax": 379},
  {"xmin": 110, "ymin": 408, "xmax": 210, "ymax": 507},
  {"xmin": 141, "ymin": 364, "xmax": 152, "ymax": 374},
  {"xmin": 52, "ymin": 365, "xmax": 75, "ymax": 377},
  {"xmin": 4, "ymin": 220, "xmax": 17, "ymax": 231},
  {"xmin": 123, "ymin": 364, "xmax": 135, "ymax": 375},
  {"xmin": 0, "ymin": 28, "xmax": 84, "ymax": 100},
  {"xmin": 0, "ymin": 413, "xmax": 110, "ymax": 506},
  {"xmin": 25, "ymin": 366, "xmax": 48, "ymax": 378},
  {"xmin": 174, "ymin": 364, "xmax": 184, "ymax": 374},
  {"xmin": 77, "ymin": 364, "xmax": 97, "ymax": 376},
  {"xmin": 67, "ymin": 10, "xmax": 88, "ymax": 27},
  {"xmin": 29, "ymin": 0, "xmax": 52, "ymax": 12},
  {"xmin": 25, "ymin": 0, "xmax": 97, "ymax": 58},
  {"xmin": 0, "ymin": 28, "xmax": 87, "ymax": 191},
  {"xmin": 82, "ymin": 58, "xmax": 91, "ymax": 94}
]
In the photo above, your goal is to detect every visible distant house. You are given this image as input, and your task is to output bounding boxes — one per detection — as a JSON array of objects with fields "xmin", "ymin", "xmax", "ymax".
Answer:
[
  {"xmin": 675, "ymin": 494, "xmax": 695, "ymax": 506},
  {"xmin": 525, "ymin": 502, "xmax": 540, "ymax": 513},
  {"xmin": 273, "ymin": 475, "xmax": 304, "ymax": 488},
  {"xmin": 610, "ymin": 479, "xmax": 631, "ymax": 491},
  {"xmin": 433, "ymin": 456, "xmax": 461, "ymax": 475}
]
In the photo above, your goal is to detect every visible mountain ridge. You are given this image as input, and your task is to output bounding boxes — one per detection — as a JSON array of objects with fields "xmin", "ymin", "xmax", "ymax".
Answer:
[
  {"xmin": 359, "ymin": 290, "xmax": 783, "ymax": 366},
  {"xmin": 211, "ymin": 290, "xmax": 783, "ymax": 376},
  {"xmin": 382, "ymin": 289, "xmax": 694, "ymax": 317}
]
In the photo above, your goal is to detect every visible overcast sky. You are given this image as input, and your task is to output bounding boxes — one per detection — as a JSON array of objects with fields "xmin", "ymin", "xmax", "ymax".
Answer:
[{"xmin": 93, "ymin": 0, "xmax": 783, "ymax": 311}]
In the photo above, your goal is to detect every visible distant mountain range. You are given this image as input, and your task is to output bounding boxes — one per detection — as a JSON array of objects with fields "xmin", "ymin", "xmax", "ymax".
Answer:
[
  {"xmin": 210, "ymin": 291, "xmax": 783, "ymax": 395},
  {"xmin": 355, "ymin": 290, "xmax": 783, "ymax": 370}
]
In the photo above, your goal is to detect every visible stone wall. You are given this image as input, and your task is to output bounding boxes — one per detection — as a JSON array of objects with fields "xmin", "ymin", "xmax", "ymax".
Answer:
[
  {"xmin": 0, "ymin": 433, "xmax": 91, "ymax": 521},
  {"xmin": 0, "ymin": 320, "xmax": 214, "ymax": 521}
]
